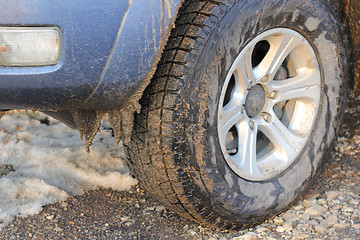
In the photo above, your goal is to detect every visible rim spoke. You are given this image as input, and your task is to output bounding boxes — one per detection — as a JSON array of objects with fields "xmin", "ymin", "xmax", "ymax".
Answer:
[
  {"xmin": 235, "ymin": 48, "xmax": 256, "ymax": 85},
  {"xmin": 219, "ymin": 104, "xmax": 245, "ymax": 144},
  {"xmin": 260, "ymin": 114, "xmax": 305, "ymax": 163},
  {"xmin": 271, "ymin": 71, "xmax": 321, "ymax": 103},
  {"xmin": 234, "ymin": 121, "xmax": 261, "ymax": 177},
  {"xmin": 260, "ymin": 34, "xmax": 303, "ymax": 79}
]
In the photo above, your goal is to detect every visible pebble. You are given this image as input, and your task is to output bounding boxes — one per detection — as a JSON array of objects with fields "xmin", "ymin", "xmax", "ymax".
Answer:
[
  {"xmin": 323, "ymin": 214, "xmax": 338, "ymax": 226},
  {"xmin": 333, "ymin": 223, "xmax": 351, "ymax": 229},
  {"xmin": 302, "ymin": 200, "xmax": 311, "ymax": 208},
  {"xmin": 304, "ymin": 204, "xmax": 327, "ymax": 215},
  {"xmin": 276, "ymin": 226, "xmax": 286, "ymax": 233},
  {"xmin": 353, "ymin": 224, "xmax": 360, "ymax": 230},
  {"xmin": 293, "ymin": 204, "xmax": 302, "ymax": 211},
  {"xmin": 187, "ymin": 229, "xmax": 197, "ymax": 236},
  {"xmin": 314, "ymin": 225, "xmax": 329, "ymax": 235},
  {"xmin": 317, "ymin": 199, "xmax": 326, "ymax": 205},
  {"xmin": 61, "ymin": 202, "xmax": 68, "ymax": 208},
  {"xmin": 120, "ymin": 216, "xmax": 131, "ymax": 222},
  {"xmin": 343, "ymin": 207, "xmax": 354, "ymax": 213},
  {"xmin": 283, "ymin": 223, "xmax": 293, "ymax": 231},
  {"xmin": 273, "ymin": 218, "xmax": 284, "ymax": 224},
  {"xmin": 232, "ymin": 232, "xmax": 258, "ymax": 240},
  {"xmin": 282, "ymin": 212, "xmax": 297, "ymax": 223},
  {"xmin": 155, "ymin": 205, "xmax": 166, "ymax": 211},
  {"xmin": 255, "ymin": 227, "xmax": 269, "ymax": 233},
  {"xmin": 353, "ymin": 209, "xmax": 360, "ymax": 217}
]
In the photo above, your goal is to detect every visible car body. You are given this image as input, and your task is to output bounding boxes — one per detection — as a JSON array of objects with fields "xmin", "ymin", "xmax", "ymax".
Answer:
[
  {"xmin": 0, "ymin": 0, "xmax": 182, "ymax": 111},
  {"xmin": 0, "ymin": 0, "xmax": 358, "ymax": 114}
]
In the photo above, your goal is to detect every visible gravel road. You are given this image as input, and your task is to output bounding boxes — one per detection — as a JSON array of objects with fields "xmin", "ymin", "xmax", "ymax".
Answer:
[{"xmin": 0, "ymin": 94, "xmax": 359, "ymax": 240}]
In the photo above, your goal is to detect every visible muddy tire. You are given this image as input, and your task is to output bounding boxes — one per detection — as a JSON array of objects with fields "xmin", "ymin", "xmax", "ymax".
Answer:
[{"xmin": 126, "ymin": 0, "xmax": 348, "ymax": 230}]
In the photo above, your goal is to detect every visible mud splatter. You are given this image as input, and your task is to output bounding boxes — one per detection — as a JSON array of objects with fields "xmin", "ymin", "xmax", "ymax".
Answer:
[
  {"xmin": 71, "ymin": 110, "xmax": 104, "ymax": 152},
  {"xmin": 69, "ymin": 0, "xmax": 185, "ymax": 152}
]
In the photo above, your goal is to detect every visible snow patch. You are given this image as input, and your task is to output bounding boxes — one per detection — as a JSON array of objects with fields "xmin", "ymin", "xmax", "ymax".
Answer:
[{"xmin": 0, "ymin": 111, "xmax": 137, "ymax": 228}]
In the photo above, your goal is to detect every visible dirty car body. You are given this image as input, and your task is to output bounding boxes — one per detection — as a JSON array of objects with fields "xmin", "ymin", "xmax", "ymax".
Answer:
[
  {"xmin": 0, "ymin": 0, "xmax": 181, "ymax": 111},
  {"xmin": 0, "ymin": 0, "xmax": 358, "ymax": 125}
]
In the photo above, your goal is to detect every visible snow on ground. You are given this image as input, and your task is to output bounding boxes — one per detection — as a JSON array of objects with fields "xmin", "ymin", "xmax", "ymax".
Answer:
[{"xmin": 0, "ymin": 111, "xmax": 137, "ymax": 228}]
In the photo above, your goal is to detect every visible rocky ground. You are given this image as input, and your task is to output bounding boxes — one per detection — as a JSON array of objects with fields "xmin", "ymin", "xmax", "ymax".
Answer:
[{"xmin": 0, "ymin": 94, "xmax": 359, "ymax": 240}]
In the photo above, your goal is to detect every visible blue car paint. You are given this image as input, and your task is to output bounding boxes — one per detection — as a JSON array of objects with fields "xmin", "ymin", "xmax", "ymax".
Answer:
[
  {"xmin": 80, "ymin": 0, "xmax": 182, "ymax": 110},
  {"xmin": 0, "ymin": 0, "xmax": 181, "ymax": 111}
]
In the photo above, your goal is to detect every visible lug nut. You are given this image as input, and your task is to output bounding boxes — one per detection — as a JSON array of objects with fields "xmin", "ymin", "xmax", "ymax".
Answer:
[
  {"xmin": 261, "ymin": 112, "xmax": 272, "ymax": 122},
  {"xmin": 261, "ymin": 75, "xmax": 270, "ymax": 82},
  {"xmin": 227, "ymin": 148, "xmax": 237, "ymax": 154},
  {"xmin": 249, "ymin": 120, "xmax": 255, "ymax": 130},
  {"xmin": 268, "ymin": 91, "xmax": 279, "ymax": 99}
]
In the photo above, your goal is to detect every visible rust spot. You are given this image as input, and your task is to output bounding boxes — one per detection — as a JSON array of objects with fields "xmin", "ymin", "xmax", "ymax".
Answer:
[{"xmin": 0, "ymin": 46, "xmax": 6, "ymax": 52}]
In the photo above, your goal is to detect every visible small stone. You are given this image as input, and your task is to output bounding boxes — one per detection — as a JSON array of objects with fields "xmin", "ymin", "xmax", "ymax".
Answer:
[
  {"xmin": 293, "ymin": 203, "xmax": 303, "ymax": 211},
  {"xmin": 276, "ymin": 226, "xmax": 285, "ymax": 233},
  {"xmin": 187, "ymin": 229, "xmax": 197, "ymax": 236},
  {"xmin": 282, "ymin": 212, "xmax": 297, "ymax": 223},
  {"xmin": 297, "ymin": 223, "xmax": 310, "ymax": 230},
  {"xmin": 343, "ymin": 207, "xmax": 354, "ymax": 213},
  {"xmin": 302, "ymin": 200, "xmax": 311, "ymax": 208},
  {"xmin": 283, "ymin": 223, "xmax": 293, "ymax": 231},
  {"xmin": 304, "ymin": 204, "xmax": 327, "ymax": 215},
  {"xmin": 324, "ymin": 214, "xmax": 338, "ymax": 226},
  {"xmin": 61, "ymin": 202, "xmax": 68, "ymax": 208},
  {"xmin": 314, "ymin": 225, "xmax": 329, "ymax": 235},
  {"xmin": 300, "ymin": 234, "xmax": 309, "ymax": 239},
  {"xmin": 353, "ymin": 224, "xmax": 360, "ymax": 230},
  {"xmin": 333, "ymin": 204, "xmax": 343, "ymax": 210},
  {"xmin": 256, "ymin": 227, "xmax": 269, "ymax": 233},
  {"xmin": 301, "ymin": 213, "xmax": 311, "ymax": 222},
  {"xmin": 308, "ymin": 220, "xmax": 318, "ymax": 226},
  {"xmin": 333, "ymin": 223, "xmax": 350, "ymax": 229},
  {"xmin": 45, "ymin": 215, "xmax": 54, "ymax": 220},
  {"xmin": 54, "ymin": 227, "xmax": 63, "ymax": 232},
  {"xmin": 273, "ymin": 218, "xmax": 284, "ymax": 224},
  {"xmin": 145, "ymin": 206, "xmax": 156, "ymax": 211},
  {"xmin": 198, "ymin": 226, "xmax": 207, "ymax": 232},
  {"xmin": 353, "ymin": 209, "xmax": 360, "ymax": 217},
  {"xmin": 120, "ymin": 216, "xmax": 131, "ymax": 222},
  {"xmin": 232, "ymin": 233, "xmax": 258, "ymax": 240},
  {"xmin": 125, "ymin": 220, "xmax": 135, "ymax": 227},
  {"xmin": 317, "ymin": 199, "xmax": 327, "ymax": 205},
  {"xmin": 155, "ymin": 205, "xmax": 166, "ymax": 211}
]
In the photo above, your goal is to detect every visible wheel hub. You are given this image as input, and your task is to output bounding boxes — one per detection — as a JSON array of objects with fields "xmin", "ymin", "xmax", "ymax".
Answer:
[
  {"xmin": 217, "ymin": 28, "xmax": 321, "ymax": 181},
  {"xmin": 244, "ymin": 84, "xmax": 266, "ymax": 118}
]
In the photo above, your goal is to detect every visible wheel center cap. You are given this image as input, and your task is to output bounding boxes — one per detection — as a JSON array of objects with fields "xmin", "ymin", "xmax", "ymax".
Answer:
[{"xmin": 245, "ymin": 84, "xmax": 266, "ymax": 118}]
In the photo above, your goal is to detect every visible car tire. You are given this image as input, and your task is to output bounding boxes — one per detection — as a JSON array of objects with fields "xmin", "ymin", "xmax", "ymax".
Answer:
[{"xmin": 126, "ymin": 0, "xmax": 349, "ymax": 230}]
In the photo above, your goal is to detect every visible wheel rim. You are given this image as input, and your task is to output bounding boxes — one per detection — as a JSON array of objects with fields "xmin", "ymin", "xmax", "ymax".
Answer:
[{"xmin": 217, "ymin": 28, "xmax": 321, "ymax": 181}]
